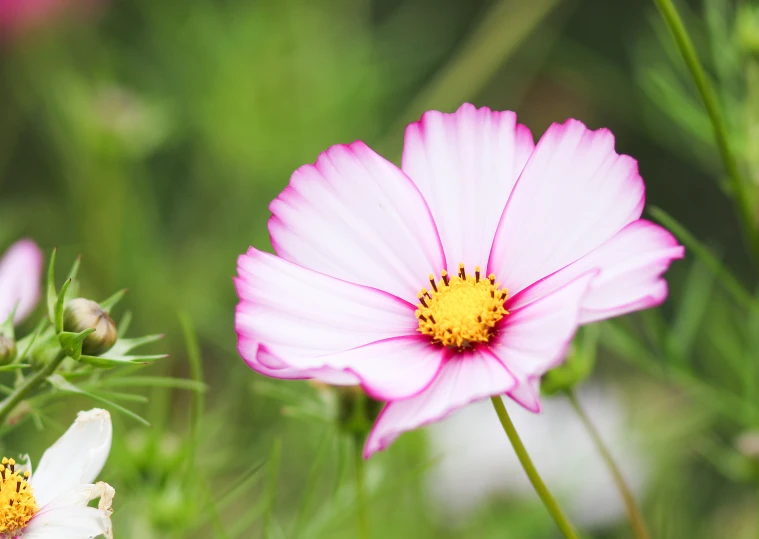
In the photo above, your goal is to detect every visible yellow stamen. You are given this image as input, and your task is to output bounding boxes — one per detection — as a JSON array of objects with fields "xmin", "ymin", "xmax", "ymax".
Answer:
[
  {"xmin": 416, "ymin": 264, "xmax": 509, "ymax": 349},
  {"xmin": 0, "ymin": 456, "xmax": 38, "ymax": 534}
]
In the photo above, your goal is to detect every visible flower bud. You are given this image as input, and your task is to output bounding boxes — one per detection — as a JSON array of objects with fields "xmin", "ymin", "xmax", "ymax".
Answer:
[
  {"xmin": 0, "ymin": 335, "xmax": 17, "ymax": 365},
  {"xmin": 63, "ymin": 298, "xmax": 118, "ymax": 356}
]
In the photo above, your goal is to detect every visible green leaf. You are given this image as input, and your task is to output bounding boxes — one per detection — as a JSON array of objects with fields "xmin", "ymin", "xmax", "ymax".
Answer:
[
  {"xmin": 0, "ymin": 306, "xmax": 16, "ymax": 340},
  {"xmin": 57, "ymin": 328, "xmax": 95, "ymax": 360},
  {"xmin": 47, "ymin": 374, "xmax": 151, "ymax": 426},
  {"xmin": 78, "ymin": 353, "xmax": 167, "ymax": 368},
  {"xmin": 649, "ymin": 206, "xmax": 759, "ymax": 314},
  {"xmin": 64, "ymin": 256, "xmax": 81, "ymax": 302},
  {"xmin": 117, "ymin": 311, "xmax": 132, "ymax": 335},
  {"xmin": 46, "ymin": 248, "xmax": 58, "ymax": 321},
  {"xmin": 54, "ymin": 278, "xmax": 72, "ymax": 334},
  {"xmin": 108, "ymin": 334, "xmax": 165, "ymax": 357},
  {"xmin": 666, "ymin": 260, "xmax": 716, "ymax": 363},
  {"xmin": 15, "ymin": 317, "xmax": 49, "ymax": 362},
  {"xmin": 0, "ymin": 364, "xmax": 30, "ymax": 372},
  {"xmin": 99, "ymin": 289, "xmax": 128, "ymax": 314},
  {"xmin": 96, "ymin": 376, "xmax": 206, "ymax": 392}
]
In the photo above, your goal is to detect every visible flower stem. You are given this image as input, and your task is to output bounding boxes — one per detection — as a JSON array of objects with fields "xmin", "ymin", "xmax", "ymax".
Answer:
[
  {"xmin": 489, "ymin": 396, "xmax": 579, "ymax": 539},
  {"xmin": 654, "ymin": 0, "xmax": 759, "ymax": 263},
  {"xmin": 0, "ymin": 349, "xmax": 67, "ymax": 425},
  {"xmin": 353, "ymin": 433, "xmax": 370, "ymax": 539},
  {"xmin": 566, "ymin": 390, "xmax": 650, "ymax": 539}
]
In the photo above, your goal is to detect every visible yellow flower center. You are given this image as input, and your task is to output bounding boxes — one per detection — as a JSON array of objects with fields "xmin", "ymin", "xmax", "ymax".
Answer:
[
  {"xmin": 0, "ymin": 457, "xmax": 38, "ymax": 534},
  {"xmin": 416, "ymin": 264, "xmax": 509, "ymax": 349}
]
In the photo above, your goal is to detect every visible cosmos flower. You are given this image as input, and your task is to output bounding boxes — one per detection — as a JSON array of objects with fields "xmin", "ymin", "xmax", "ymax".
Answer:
[
  {"xmin": 0, "ymin": 239, "xmax": 43, "ymax": 325},
  {"xmin": 0, "ymin": 408, "xmax": 114, "ymax": 539},
  {"xmin": 0, "ymin": 0, "xmax": 101, "ymax": 41},
  {"xmin": 234, "ymin": 103, "xmax": 684, "ymax": 458},
  {"xmin": 426, "ymin": 387, "xmax": 647, "ymax": 529}
]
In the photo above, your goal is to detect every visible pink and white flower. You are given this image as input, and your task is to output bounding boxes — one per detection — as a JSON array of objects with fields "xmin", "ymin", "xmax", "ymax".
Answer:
[
  {"xmin": 0, "ymin": 408, "xmax": 114, "ymax": 538},
  {"xmin": 0, "ymin": 0, "xmax": 101, "ymax": 41},
  {"xmin": 0, "ymin": 239, "xmax": 43, "ymax": 325},
  {"xmin": 234, "ymin": 103, "xmax": 684, "ymax": 458}
]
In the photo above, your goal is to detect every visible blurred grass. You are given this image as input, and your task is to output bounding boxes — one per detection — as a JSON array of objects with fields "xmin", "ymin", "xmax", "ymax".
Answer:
[{"xmin": 1, "ymin": 0, "xmax": 759, "ymax": 537}]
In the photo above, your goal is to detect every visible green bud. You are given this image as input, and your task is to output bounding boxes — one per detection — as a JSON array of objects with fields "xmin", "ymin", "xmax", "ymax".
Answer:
[
  {"xmin": 0, "ymin": 335, "xmax": 17, "ymax": 365},
  {"xmin": 63, "ymin": 298, "xmax": 118, "ymax": 356}
]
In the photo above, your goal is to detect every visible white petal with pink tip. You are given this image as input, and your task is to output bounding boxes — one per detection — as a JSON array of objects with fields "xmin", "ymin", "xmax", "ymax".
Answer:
[
  {"xmin": 364, "ymin": 349, "xmax": 517, "ymax": 458},
  {"xmin": 491, "ymin": 272, "xmax": 597, "ymax": 412},
  {"xmin": 269, "ymin": 142, "xmax": 444, "ymax": 304},
  {"xmin": 489, "ymin": 120, "xmax": 645, "ymax": 297},
  {"xmin": 402, "ymin": 104, "xmax": 534, "ymax": 269},
  {"xmin": 509, "ymin": 220, "xmax": 684, "ymax": 324},
  {"xmin": 235, "ymin": 248, "xmax": 419, "ymax": 382},
  {"xmin": 316, "ymin": 336, "xmax": 445, "ymax": 401}
]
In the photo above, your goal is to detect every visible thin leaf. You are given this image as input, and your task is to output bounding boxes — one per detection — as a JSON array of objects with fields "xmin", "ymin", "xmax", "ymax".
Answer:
[
  {"xmin": 54, "ymin": 279, "xmax": 72, "ymax": 334},
  {"xmin": 46, "ymin": 248, "xmax": 57, "ymax": 321},
  {"xmin": 97, "ymin": 376, "xmax": 206, "ymax": 392},
  {"xmin": 47, "ymin": 375, "xmax": 150, "ymax": 426},
  {"xmin": 649, "ymin": 207, "xmax": 759, "ymax": 313},
  {"xmin": 99, "ymin": 289, "xmax": 128, "ymax": 314}
]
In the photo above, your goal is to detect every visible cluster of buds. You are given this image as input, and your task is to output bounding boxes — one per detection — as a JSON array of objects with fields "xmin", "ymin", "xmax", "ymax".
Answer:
[{"xmin": 0, "ymin": 246, "xmax": 167, "ymax": 429}]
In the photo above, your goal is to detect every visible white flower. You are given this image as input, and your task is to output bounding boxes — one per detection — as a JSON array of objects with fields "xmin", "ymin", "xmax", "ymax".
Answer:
[
  {"xmin": 425, "ymin": 386, "xmax": 648, "ymax": 530},
  {"xmin": 0, "ymin": 409, "xmax": 114, "ymax": 539}
]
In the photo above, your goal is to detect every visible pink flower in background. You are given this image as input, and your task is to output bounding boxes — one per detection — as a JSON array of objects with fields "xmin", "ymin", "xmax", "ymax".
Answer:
[
  {"xmin": 234, "ymin": 103, "xmax": 684, "ymax": 458},
  {"xmin": 0, "ymin": 239, "xmax": 43, "ymax": 324},
  {"xmin": 0, "ymin": 0, "xmax": 100, "ymax": 40}
]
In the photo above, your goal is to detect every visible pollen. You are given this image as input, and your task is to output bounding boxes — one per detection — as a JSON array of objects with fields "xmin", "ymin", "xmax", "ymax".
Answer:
[
  {"xmin": 416, "ymin": 264, "xmax": 509, "ymax": 349},
  {"xmin": 0, "ymin": 457, "xmax": 38, "ymax": 534}
]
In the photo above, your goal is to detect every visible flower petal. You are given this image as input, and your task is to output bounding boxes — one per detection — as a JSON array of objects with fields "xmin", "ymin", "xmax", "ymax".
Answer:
[
  {"xmin": 268, "ymin": 141, "xmax": 445, "ymax": 303},
  {"xmin": 402, "ymin": 104, "xmax": 534, "ymax": 270},
  {"xmin": 235, "ymin": 248, "xmax": 419, "ymax": 381},
  {"xmin": 318, "ymin": 336, "xmax": 445, "ymax": 400},
  {"xmin": 490, "ymin": 272, "xmax": 597, "ymax": 412},
  {"xmin": 21, "ymin": 506, "xmax": 111, "ymax": 539},
  {"xmin": 0, "ymin": 238, "xmax": 43, "ymax": 324},
  {"xmin": 363, "ymin": 349, "xmax": 516, "ymax": 457},
  {"xmin": 31, "ymin": 409, "xmax": 112, "ymax": 508},
  {"xmin": 488, "ymin": 119, "xmax": 645, "ymax": 296},
  {"xmin": 509, "ymin": 220, "xmax": 684, "ymax": 323}
]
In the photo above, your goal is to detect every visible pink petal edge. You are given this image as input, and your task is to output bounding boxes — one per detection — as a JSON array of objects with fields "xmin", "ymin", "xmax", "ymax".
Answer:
[
  {"xmin": 401, "ymin": 103, "xmax": 534, "ymax": 271},
  {"xmin": 488, "ymin": 118, "xmax": 645, "ymax": 298},
  {"xmin": 267, "ymin": 141, "xmax": 446, "ymax": 304}
]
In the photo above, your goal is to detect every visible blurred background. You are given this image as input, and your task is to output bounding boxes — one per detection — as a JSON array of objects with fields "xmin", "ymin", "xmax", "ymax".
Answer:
[{"xmin": 2, "ymin": 0, "xmax": 759, "ymax": 537}]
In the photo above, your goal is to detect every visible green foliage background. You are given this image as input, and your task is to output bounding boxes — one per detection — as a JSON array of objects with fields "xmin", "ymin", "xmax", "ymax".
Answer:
[{"xmin": 2, "ymin": 0, "xmax": 759, "ymax": 537}]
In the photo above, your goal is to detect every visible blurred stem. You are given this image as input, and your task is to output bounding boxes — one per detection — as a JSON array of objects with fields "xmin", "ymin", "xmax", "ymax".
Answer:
[
  {"xmin": 354, "ymin": 433, "xmax": 370, "ymax": 539},
  {"xmin": 566, "ymin": 391, "xmax": 650, "ymax": 539},
  {"xmin": 489, "ymin": 397, "xmax": 579, "ymax": 539},
  {"xmin": 654, "ymin": 0, "xmax": 759, "ymax": 263},
  {"xmin": 0, "ymin": 349, "xmax": 67, "ymax": 426}
]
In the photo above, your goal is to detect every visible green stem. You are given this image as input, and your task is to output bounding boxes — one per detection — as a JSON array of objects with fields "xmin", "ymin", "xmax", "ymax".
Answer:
[
  {"xmin": 0, "ymin": 349, "xmax": 67, "ymax": 425},
  {"xmin": 489, "ymin": 397, "xmax": 579, "ymax": 539},
  {"xmin": 354, "ymin": 434, "xmax": 370, "ymax": 539},
  {"xmin": 567, "ymin": 391, "xmax": 650, "ymax": 539},
  {"xmin": 654, "ymin": 0, "xmax": 759, "ymax": 263}
]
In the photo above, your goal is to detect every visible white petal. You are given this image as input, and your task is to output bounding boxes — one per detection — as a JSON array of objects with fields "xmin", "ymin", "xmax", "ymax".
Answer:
[
  {"xmin": 31, "ymin": 410, "xmax": 112, "ymax": 508},
  {"xmin": 489, "ymin": 120, "xmax": 645, "ymax": 296},
  {"xmin": 21, "ymin": 506, "xmax": 111, "ymax": 539},
  {"xmin": 508, "ymin": 220, "xmax": 684, "ymax": 323},
  {"xmin": 402, "ymin": 104, "xmax": 534, "ymax": 270},
  {"xmin": 363, "ymin": 349, "xmax": 517, "ymax": 457},
  {"xmin": 235, "ymin": 248, "xmax": 419, "ymax": 384},
  {"xmin": 268, "ymin": 141, "xmax": 445, "ymax": 303}
]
